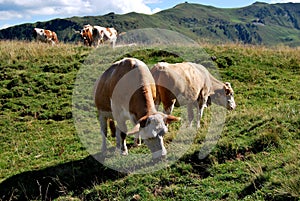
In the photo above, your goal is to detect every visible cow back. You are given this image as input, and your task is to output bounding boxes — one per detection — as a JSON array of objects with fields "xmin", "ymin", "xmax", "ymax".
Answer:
[
  {"xmin": 95, "ymin": 58, "xmax": 156, "ymax": 119},
  {"xmin": 151, "ymin": 62, "xmax": 211, "ymax": 106}
]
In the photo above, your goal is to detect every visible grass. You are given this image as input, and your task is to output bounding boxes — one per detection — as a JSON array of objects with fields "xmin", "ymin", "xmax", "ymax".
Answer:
[{"xmin": 0, "ymin": 40, "xmax": 299, "ymax": 200}]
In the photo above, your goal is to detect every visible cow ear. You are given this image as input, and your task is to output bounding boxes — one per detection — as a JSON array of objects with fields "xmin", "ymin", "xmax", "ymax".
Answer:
[
  {"xmin": 223, "ymin": 85, "xmax": 230, "ymax": 95},
  {"xmin": 139, "ymin": 115, "xmax": 150, "ymax": 128},
  {"xmin": 223, "ymin": 82, "xmax": 232, "ymax": 95},
  {"xmin": 127, "ymin": 123, "xmax": 140, "ymax": 135},
  {"xmin": 164, "ymin": 115, "xmax": 181, "ymax": 124}
]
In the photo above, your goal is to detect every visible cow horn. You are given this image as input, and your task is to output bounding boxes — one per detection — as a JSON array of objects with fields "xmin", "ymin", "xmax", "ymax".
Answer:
[
  {"xmin": 73, "ymin": 29, "xmax": 80, "ymax": 34},
  {"xmin": 127, "ymin": 123, "xmax": 140, "ymax": 135}
]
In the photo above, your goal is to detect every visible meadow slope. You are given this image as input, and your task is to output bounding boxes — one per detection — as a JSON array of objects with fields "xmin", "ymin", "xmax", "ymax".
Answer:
[{"xmin": 0, "ymin": 41, "xmax": 299, "ymax": 200}]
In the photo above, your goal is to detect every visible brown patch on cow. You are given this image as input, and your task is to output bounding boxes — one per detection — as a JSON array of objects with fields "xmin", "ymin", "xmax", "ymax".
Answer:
[
  {"xmin": 106, "ymin": 28, "xmax": 113, "ymax": 36},
  {"xmin": 44, "ymin": 30, "xmax": 51, "ymax": 38},
  {"xmin": 81, "ymin": 28, "xmax": 93, "ymax": 46}
]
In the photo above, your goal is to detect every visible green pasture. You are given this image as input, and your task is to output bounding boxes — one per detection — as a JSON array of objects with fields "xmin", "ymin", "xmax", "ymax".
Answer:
[{"xmin": 0, "ymin": 41, "xmax": 299, "ymax": 200}]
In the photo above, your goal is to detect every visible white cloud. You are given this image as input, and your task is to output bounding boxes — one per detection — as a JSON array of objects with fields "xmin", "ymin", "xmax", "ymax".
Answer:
[
  {"xmin": 0, "ymin": 11, "xmax": 24, "ymax": 20},
  {"xmin": 89, "ymin": 0, "xmax": 158, "ymax": 15},
  {"xmin": 0, "ymin": 0, "xmax": 161, "ymax": 30},
  {"xmin": 152, "ymin": 8, "xmax": 162, "ymax": 13},
  {"xmin": 0, "ymin": 0, "xmax": 158, "ymax": 23}
]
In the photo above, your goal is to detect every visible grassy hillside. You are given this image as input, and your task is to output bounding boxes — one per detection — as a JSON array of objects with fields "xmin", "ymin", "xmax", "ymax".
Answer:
[
  {"xmin": 0, "ymin": 41, "xmax": 299, "ymax": 200},
  {"xmin": 0, "ymin": 2, "xmax": 300, "ymax": 46}
]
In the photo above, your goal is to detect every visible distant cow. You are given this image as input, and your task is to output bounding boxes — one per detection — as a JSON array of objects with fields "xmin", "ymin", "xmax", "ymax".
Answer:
[
  {"xmin": 79, "ymin": 24, "xmax": 94, "ymax": 47},
  {"xmin": 79, "ymin": 24, "xmax": 118, "ymax": 48},
  {"xmin": 151, "ymin": 62, "xmax": 236, "ymax": 128},
  {"xmin": 94, "ymin": 58, "xmax": 180, "ymax": 159},
  {"xmin": 100, "ymin": 27, "xmax": 118, "ymax": 48},
  {"xmin": 93, "ymin": 26, "xmax": 118, "ymax": 48},
  {"xmin": 33, "ymin": 28, "xmax": 58, "ymax": 45}
]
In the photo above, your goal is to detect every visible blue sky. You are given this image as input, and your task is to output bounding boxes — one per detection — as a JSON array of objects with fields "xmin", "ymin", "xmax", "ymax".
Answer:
[{"xmin": 1, "ymin": 0, "xmax": 299, "ymax": 30}]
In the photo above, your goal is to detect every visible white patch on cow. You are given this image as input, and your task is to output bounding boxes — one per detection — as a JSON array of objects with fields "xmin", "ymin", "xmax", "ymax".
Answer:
[{"xmin": 139, "ymin": 113, "xmax": 168, "ymax": 140}]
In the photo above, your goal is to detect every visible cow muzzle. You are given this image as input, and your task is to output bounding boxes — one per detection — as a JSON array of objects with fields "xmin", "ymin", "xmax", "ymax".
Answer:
[
  {"xmin": 144, "ymin": 135, "xmax": 167, "ymax": 159},
  {"xmin": 227, "ymin": 99, "xmax": 236, "ymax": 110}
]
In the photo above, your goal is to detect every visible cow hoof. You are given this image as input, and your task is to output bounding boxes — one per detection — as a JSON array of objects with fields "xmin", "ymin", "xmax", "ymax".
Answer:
[
  {"xmin": 121, "ymin": 151, "xmax": 128, "ymax": 156},
  {"xmin": 133, "ymin": 143, "xmax": 142, "ymax": 147},
  {"xmin": 152, "ymin": 155, "xmax": 166, "ymax": 163}
]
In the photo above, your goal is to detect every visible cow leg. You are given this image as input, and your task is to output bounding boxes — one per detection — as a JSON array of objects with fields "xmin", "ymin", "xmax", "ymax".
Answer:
[
  {"xmin": 95, "ymin": 39, "xmax": 100, "ymax": 48},
  {"xmin": 133, "ymin": 133, "xmax": 141, "ymax": 147},
  {"xmin": 163, "ymin": 99, "xmax": 176, "ymax": 115},
  {"xmin": 115, "ymin": 122, "xmax": 128, "ymax": 156},
  {"xmin": 197, "ymin": 96, "xmax": 209, "ymax": 129},
  {"xmin": 108, "ymin": 119, "xmax": 116, "ymax": 137},
  {"xmin": 154, "ymin": 93, "xmax": 161, "ymax": 111},
  {"xmin": 121, "ymin": 131, "xmax": 128, "ymax": 155},
  {"xmin": 196, "ymin": 103, "xmax": 207, "ymax": 129},
  {"xmin": 111, "ymin": 39, "xmax": 116, "ymax": 48},
  {"xmin": 99, "ymin": 114, "xmax": 108, "ymax": 156},
  {"xmin": 187, "ymin": 103, "xmax": 194, "ymax": 127},
  {"xmin": 195, "ymin": 102, "xmax": 201, "ymax": 129}
]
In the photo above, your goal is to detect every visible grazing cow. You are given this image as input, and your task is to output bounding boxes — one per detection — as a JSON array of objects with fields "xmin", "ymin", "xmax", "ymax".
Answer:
[
  {"xmin": 151, "ymin": 62, "xmax": 236, "ymax": 128},
  {"xmin": 33, "ymin": 28, "xmax": 59, "ymax": 45},
  {"xmin": 101, "ymin": 27, "xmax": 118, "ymax": 48},
  {"xmin": 78, "ymin": 24, "xmax": 118, "ymax": 47},
  {"xmin": 94, "ymin": 58, "xmax": 180, "ymax": 159}
]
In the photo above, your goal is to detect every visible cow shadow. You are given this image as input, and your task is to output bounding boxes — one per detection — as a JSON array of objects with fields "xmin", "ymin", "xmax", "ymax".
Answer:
[{"xmin": 0, "ymin": 155, "xmax": 125, "ymax": 201}]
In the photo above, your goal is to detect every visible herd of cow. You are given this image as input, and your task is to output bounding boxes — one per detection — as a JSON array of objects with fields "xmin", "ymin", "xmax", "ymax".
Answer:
[
  {"xmin": 32, "ymin": 25, "xmax": 236, "ymax": 161},
  {"xmin": 32, "ymin": 24, "xmax": 118, "ymax": 47},
  {"xmin": 94, "ymin": 58, "xmax": 236, "ymax": 160}
]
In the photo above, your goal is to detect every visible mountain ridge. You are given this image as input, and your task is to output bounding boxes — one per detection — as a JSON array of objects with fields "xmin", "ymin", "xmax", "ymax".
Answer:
[{"xmin": 1, "ymin": 2, "xmax": 300, "ymax": 46}]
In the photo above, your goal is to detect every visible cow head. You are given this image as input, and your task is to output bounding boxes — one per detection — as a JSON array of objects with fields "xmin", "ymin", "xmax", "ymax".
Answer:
[
  {"xmin": 80, "ymin": 27, "xmax": 93, "ymax": 46},
  {"xmin": 128, "ymin": 112, "xmax": 180, "ymax": 159},
  {"xmin": 210, "ymin": 82, "xmax": 236, "ymax": 110}
]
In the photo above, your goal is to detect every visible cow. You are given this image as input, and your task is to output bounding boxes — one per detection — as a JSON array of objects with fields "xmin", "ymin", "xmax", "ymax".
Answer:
[
  {"xmin": 151, "ymin": 62, "xmax": 236, "ymax": 128},
  {"xmin": 101, "ymin": 27, "xmax": 118, "ymax": 48},
  {"xmin": 78, "ymin": 24, "xmax": 118, "ymax": 47},
  {"xmin": 94, "ymin": 58, "xmax": 180, "ymax": 159},
  {"xmin": 79, "ymin": 24, "xmax": 94, "ymax": 47},
  {"xmin": 33, "ymin": 28, "xmax": 59, "ymax": 45}
]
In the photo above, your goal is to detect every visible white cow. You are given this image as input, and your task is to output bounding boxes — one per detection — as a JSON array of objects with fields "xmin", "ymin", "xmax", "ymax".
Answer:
[{"xmin": 151, "ymin": 62, "xmax": 236, "ymax": 128}]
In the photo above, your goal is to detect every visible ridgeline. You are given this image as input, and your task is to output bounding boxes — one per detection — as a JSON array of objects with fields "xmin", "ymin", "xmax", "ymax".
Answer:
[{"xmin": 1, "ymin": 2, "xmax": 300, "ymax": 46}]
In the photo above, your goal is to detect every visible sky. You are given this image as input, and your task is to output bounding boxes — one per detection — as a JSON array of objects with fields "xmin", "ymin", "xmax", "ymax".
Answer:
[{"xmin": 1, "ymin": 0, "xmax": 300, "ymax": 30}]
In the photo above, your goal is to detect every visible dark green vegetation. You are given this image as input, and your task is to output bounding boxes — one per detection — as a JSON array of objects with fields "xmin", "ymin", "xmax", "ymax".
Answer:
[
  {"xmin": 0, "ymin": 41, "xmax": 299, "ymax": 200},
  {"xmin": 1, "ymin": 2, "xmax": 300, "ymax": 46}
]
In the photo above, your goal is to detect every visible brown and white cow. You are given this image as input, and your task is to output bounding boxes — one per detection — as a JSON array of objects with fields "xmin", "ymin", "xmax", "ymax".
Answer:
[
  {"xmin": 101, "ymin": 27, "xmax": 118, "ymax": 48},
  {"xmin": 79, "ymin": 24, "xmax": 118, "ymax": 47},
  {"xmin": 79, "ymin": 24, "xmax": 94, "ymax": 47},
  {"xmin": 94, "ymin": 58, "xmax": 180, "ymax": 159},
  {"xmin": 93, "ymin": 26, "xmax": 118, "ymax": 48},
  {"xmin": 151, "ymin": 62, "xmax": 236, "ymax": 128},
  {"xmin": 33, "ymin": 28, "xmax": 59, "ymax": 45}
]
